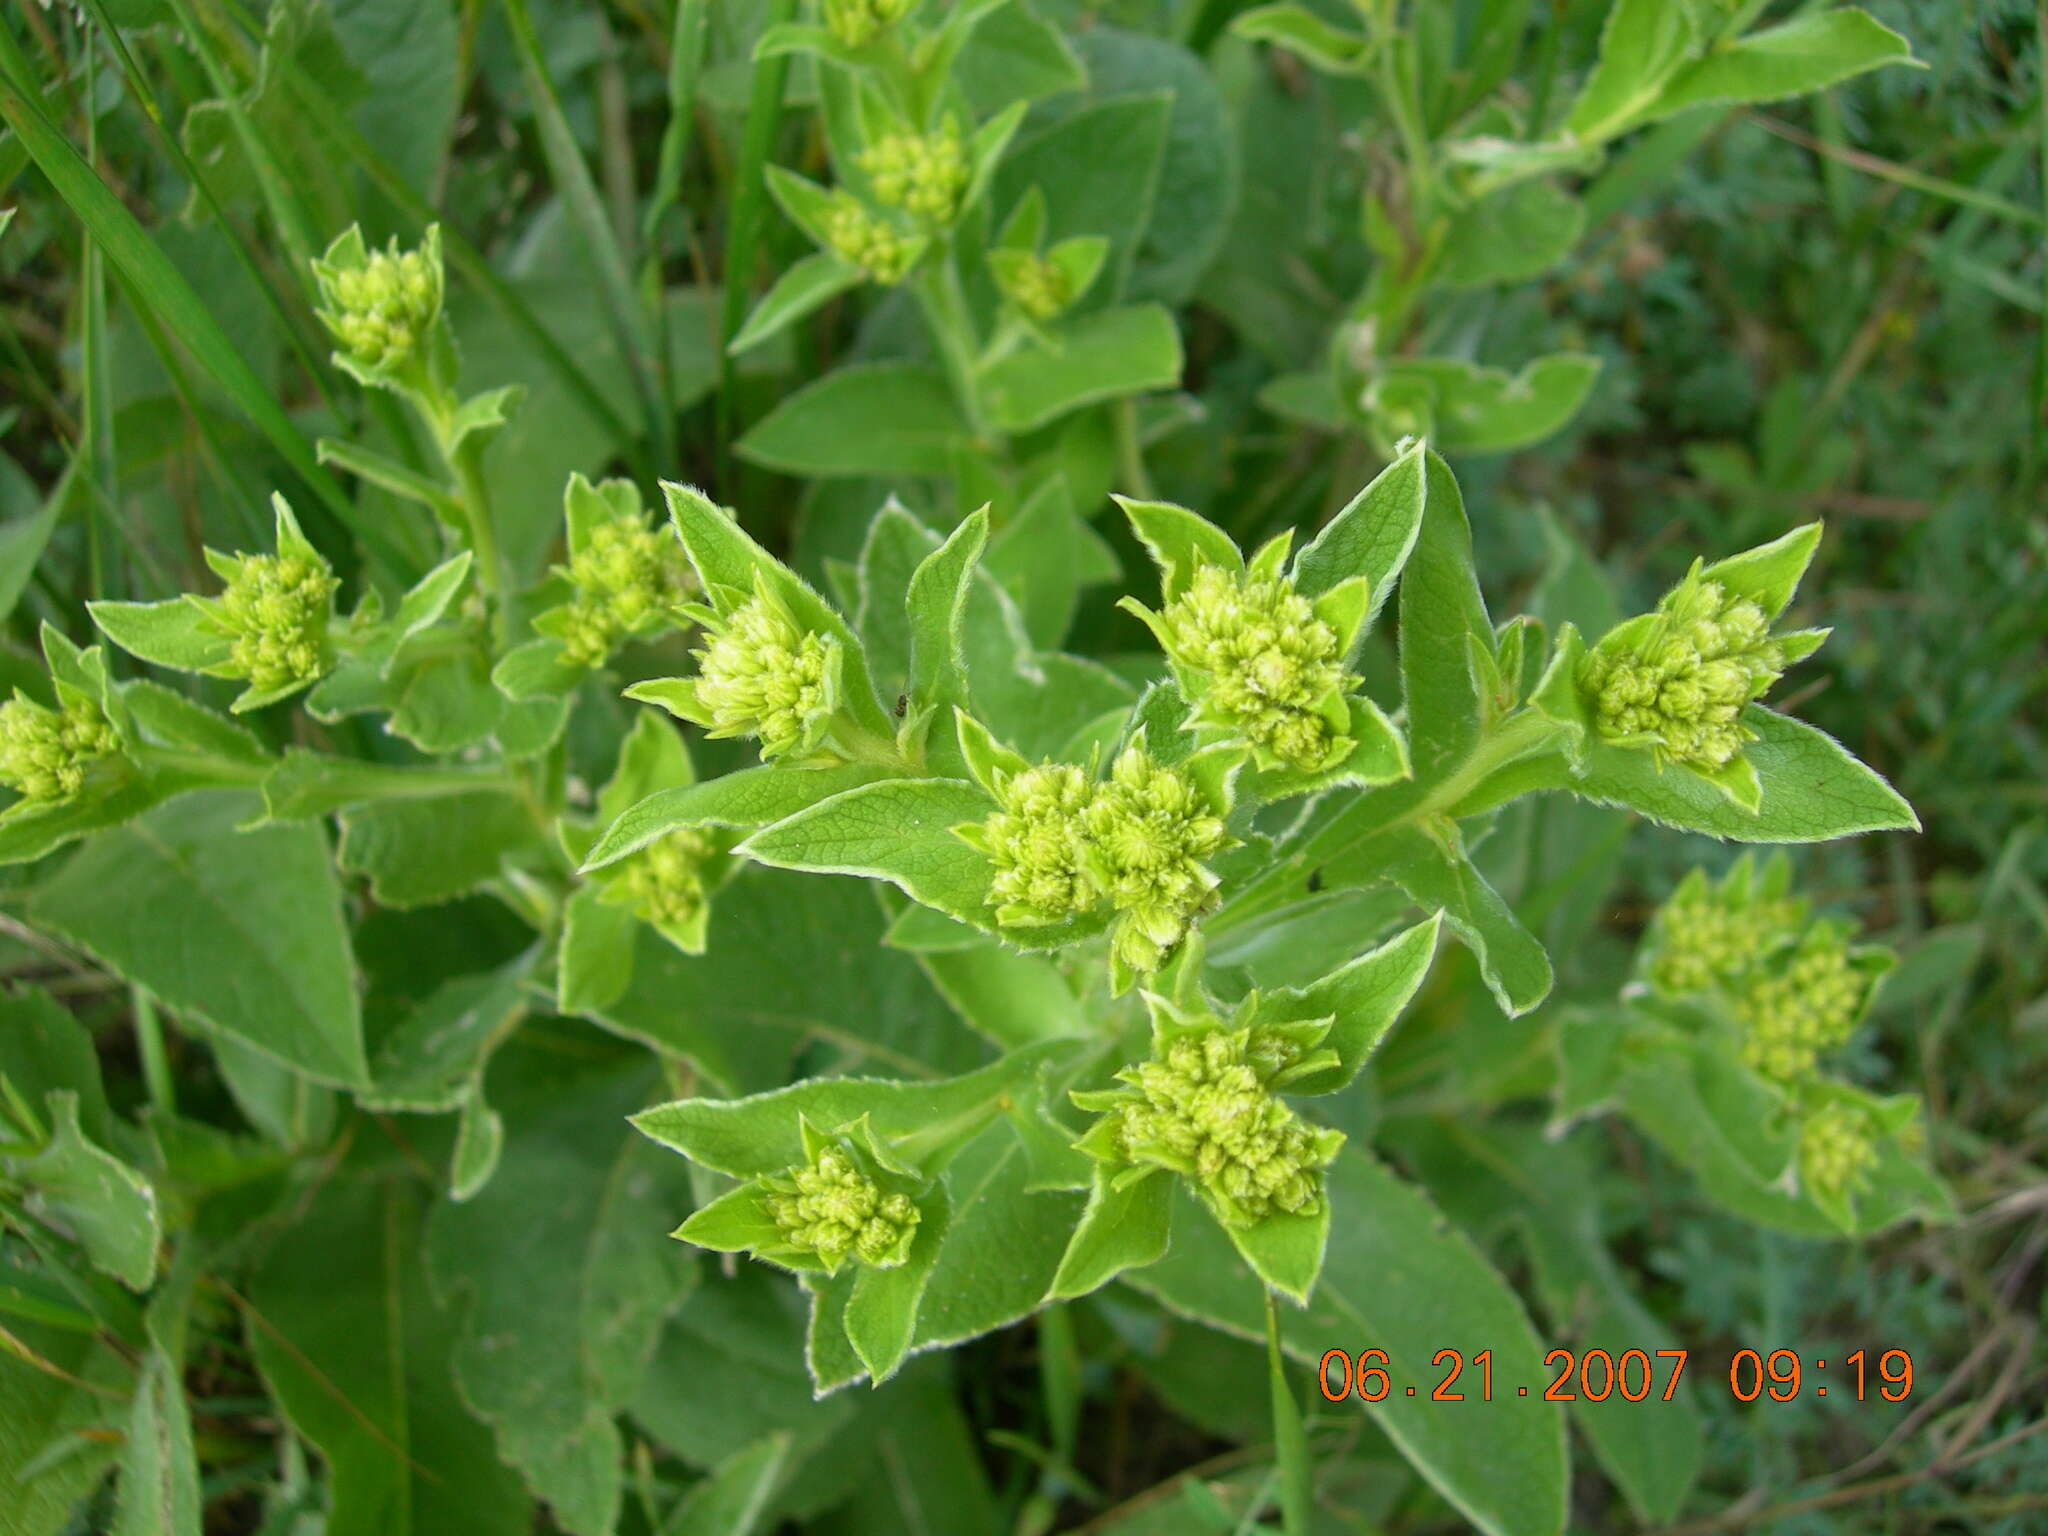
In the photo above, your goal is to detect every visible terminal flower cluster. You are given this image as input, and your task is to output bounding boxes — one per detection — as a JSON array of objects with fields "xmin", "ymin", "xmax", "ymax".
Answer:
[
  {"xmin": 1142, "ymin": 553, "xmax": 1358, "ymax": 774},
  {"xmin": 207, "ymin": 550, "xmax": 340, "ymax": 695},
  {"xmin": 859, "ymin": 126, "xmax": 969, "ymax": 223},
  {"xmin": 758, "ymin": 1131, "xmax": 922, "ymax": 1272},
  {"xmin": 0, "ymin": 692, "xmax": 119, "ymax": 803},
  {"xmin": 824, "ymin": 193, "xmax": 916, "ymax": 284},
  {"xmin": 1074, "ymin": 1010, "xmax": 1344, "ymax": 1229},
  {"xmin": 668, "ymin": 581, "xmax": 841, "ymax": 762},
  {"xmin": 1798, "ymin": 1101, "xmax": 1877, "ymax": 1200},
  {"xmin": 1646, "ymin": 870, "xmax": 1803, "ymax": 996},
  {"xmin": 996, "ymin": 253, "xmax": 1072, "ymax": 321},
  {"xmin": 962, "ymin": 738, "xmax": 1236, "ymax": 977},
  {"xmin": 551, "ymin": 512, "xmax": 694, "ymax": 667},
  {"xmin": 313, "ymin": 227, "xmax": 443, "ymax": 377},
  {"xmin": 822, "ymin": 0, "xmax": 913, "ymax": 48},
  {"xmin": 608, "ymin": 827, "xmax": 718, "ymax": 942},
  {"xmin": 1736, "ymin": 929, "xmax": 1868, "ymax": 1083}
]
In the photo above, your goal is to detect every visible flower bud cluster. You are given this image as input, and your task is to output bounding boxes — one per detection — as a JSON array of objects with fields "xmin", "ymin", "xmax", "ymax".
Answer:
[
  {"xmin": 1084, "ymin": 747, "xmax": 1231, "ymax": 974},
  {"xmin": 822, "ymin": 0, "xmax": 913, "ymax": 48},
  {"xmin": 824, "ymin": 193, "xmax": 916, "ymax": 284},
  {"xmin": 1648, "ymin": 882, "xmax": 1802, "ymax": 996},
  {"xmin": 1799, "ymin": 1102, "xmax": 1876, "ymax": 1200},
  {"xmin": 998, "ymin": 254, "xmax": 1072, "ymax": 321},
  {"xmin": 982, "ymin": 763, "xmax": 1096, "ymax": 926},
  {"xmin": 1578, "ymin": 577, "xmax": 1789, "ymax": 770},
  {"xmin": 858, "ymin": 128, "xmax": 968, "ymax": 223},
  {"xmin": 616, "ymin": 827, "xmax": 717, "ymax": 932},
  {"xmin": 557, "ymin": 516, "xmax": 694, "ymax": 666},
  {"xmin": 317, "ymin": 238, "xmax": 441, "ymax": 375},
  {"xmin": 761, "ymin": 1144, "xmax": 920, "ymax": 1271},
  {"xmin": 970, "ymin": 745, "xmax": 1231, "ymax": 974},
  {"xmin": 1156, "ymin": 563, "xmax": 1352, "ymax": 773},
  {"xmin": 0, "ymin": 694, "xmax": 119, "ymax": 802},
  {"xmin": 691, "ymin": 591, "xmax": 836, "ymax": 760},
  {"xmin": 1100, "ymin": 1026, "xmax": 1343, "ymax": 1228},
  {"xmin": 216, "ymin": 552, "xmax": 340, "ymax": 693},
  {"xmin": 1736, "ymin": 932, "xmax": 1866, "ymax": 1082}
]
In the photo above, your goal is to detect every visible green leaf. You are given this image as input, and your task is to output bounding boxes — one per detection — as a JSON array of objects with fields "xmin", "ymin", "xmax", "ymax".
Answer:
[
  {"xmin": 905, "ymin": 509, "xmax": 990, "ymax": 718},
  {"xmin": 1231, "ymin": 3, "xmax": 1370, "ymax": 72},
  {"xmin": 0, "ymin": 1316, "xmax": 120, "ymax": 1536},
  {"xmin": 1131, "ymin": 1151, "xmax": 1567, "ymax": 1536},
  {"xmin": 730, "ymin": 252, "xmax": 864, "ymax": 356},
  {"xmin": 428, "ymin": 1041, "xmax": 699, "ymax": 1536},
  {"xmin": 984, "ymin": 477, "xmax": 1121, "ymax": 650},
  {"xmin": 915, "ymin": 939, "xmax": 1087, "ymax": 1049},
  {"xmin": 1372, "ymin": 354, "xmax": 1602, "ymax": 453},
  {"xmin": 1401, "ymin": 451, "xmax": 1492, "ymax": 781},
  {"xmin": 29, "ymin": 791, "xmax": 367, "ymax": 1087},
  {"xmin": 1434, "ymin": 178, "xmax": 1585, "ymax": 290},
  {"xmin": 954, "ymin": 0, "xmax": 1087, "ymax": 114},
  {"xmin": 337, "ymin": 791, "xmax": 546, "ymax": 908},
  {"xmin": 738, "ymin": 779, "xmax": 1000, "ymax": 933},
  {"xmin": 1049, "ymin": 1167, "xmax": 1171, "ymax": 1299},
  {"xmin": 11, "ymin": 1092, "xmax": 159, "ymax": 1291},
  {"xmin": 1118, "ymin": 495, "xmax": 1243, "ymax": 601},
  {"xmin": 980, "ymin": 304, "xmax": 1183, "ymax": 434},
  {"xmin": 1254, "ymin": 915, "xmax": 1441, "ymax": 1093},
  {"xmin": 737, "ymin": 363, "xmax": 971, "ymax": 477},
  {"xmin": 258, "ymin": 751, "xmax": 509, "ymax": 822},
  {"xmin": 659, "ymin": 1433, "xmax": 790, "ymax": 1536},
  {"xmin": 1370, "ymin": 824, "xmax": 1552, "ymax": 1017},
  {"xmin": 843, "ymin": 1185, "xmax": 952, "ymax": 1382},
  {"xmin": 363, "ymin": 955, "xmax": 532, "ymax": 1113},
  {"xmin": 1647, "ymin": 9, "xmax": 1916, "ymax": 122},
  {"xmin": 1558, "ymin": 709, "xmax": 1918, "ymax": 842},
  {"xmin": 0, "ymin": 466, "xmax": 68, "ymax": 627},
  {"xmin": 1565, "ymin": 0, "xmax": 1698, "ymax": 141},
  {"xmin": 88, "ymin": 600, "xmax": 233, "ymax": 675},
  {"xmin": 249, "ymin": 1172, "xmax": 534, "ymax": 1536},
  {"xmin": 994, "ymin": 95, "xmax": 1172, "ymax": 305},
  {"xmin": 113, "ymin": 1347, "xmax": 202, "ymax": 1536},
  {"xmin": 582, "ymin": 764, "xmax": 889, "ymax": 872},
  {"xmin": 1291, "ymin": 437, "xmax": 1425, "ymax": 614},
  {"xmin": 572, "ymin": 868, "xmax": 990, "ymax": 1093}
]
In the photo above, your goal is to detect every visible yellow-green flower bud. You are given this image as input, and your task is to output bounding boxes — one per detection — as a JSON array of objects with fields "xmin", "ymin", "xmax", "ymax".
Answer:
[
  {"xmin": 858, "ymin": 128, "xmax": 969, "ymax": 224},
  {"xmin": 1578, "ymin": 576, "xmax": 1789, "ymax": 771},
  {"xmin": 982, "ymin": 762, "xmax": 1097, "ymax": 926},
  {"xmin": 1736, "ymin": 931, "xmax": 1866, "ymax": 1082},
  {"xmin": 0, "ymin": 693, "xmax": 119, "ymax": 803},
  {"xmin": 761, "ymin": 1144, "xmax": 921, "ymax": 1270},
  {"xmin": 825, "ymin": 193, "xmax": 915, "ymax": 284},
  {"xmin": 1648, "ymin": 883, "xmax": 1802, "ymax": 995},
  {"xmin": 316, "ymin": 232, "xmax": 443, "ymax": 376},
  {"xmin": 558, "ymin": 516, "xmax": 694, "ymax": 666},
  {"xmin": 1799, "ymin": 1102, "xmax": 1876, "ymax": 1201},
  {"xmin": 1157, "ymin": 564, "xmax": 1351, "ymax": 773},
  {"xmin": 999, "ymin": 254, "xmax": 1072, "ymax": 321},
  {"xmin": 1099, "ymin": 1026, "xmax": 1343, "ymax": 1228},
  {"xmin": 217, "ymin": 552, "xmax": 339, "ymax": 693},
  {"xmin": 1082, "ymin": 746, "xmax": 1230, "ymax": 974},
  {"xmin": 822, "ymin": 0, "xmax": 913, "ymax": 48},
  {"xmin": 692, "ymin": 592, "xmax": 836, "ymax": 760},
  {"xmin": 616, "ymin": 827, "xmax": 716, "ymax": 932}
]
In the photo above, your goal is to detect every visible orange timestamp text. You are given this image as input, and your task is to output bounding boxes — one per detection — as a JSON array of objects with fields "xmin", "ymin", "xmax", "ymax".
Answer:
[{"xmin": 1315, "ymin": 1348, "xmax": 1916, "ymax": 1404}]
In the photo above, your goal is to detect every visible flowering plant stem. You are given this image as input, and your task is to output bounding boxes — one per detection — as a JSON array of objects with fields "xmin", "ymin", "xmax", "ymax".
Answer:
[{"xmin": 916, "ymin": 250, "xmax": 992, "ymax": 441}]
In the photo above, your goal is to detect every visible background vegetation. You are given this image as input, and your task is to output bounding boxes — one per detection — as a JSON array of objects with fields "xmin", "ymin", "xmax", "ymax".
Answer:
[{"xmin": 0, "ymin": 0, "xmax": 2043, "ymax": 1532}]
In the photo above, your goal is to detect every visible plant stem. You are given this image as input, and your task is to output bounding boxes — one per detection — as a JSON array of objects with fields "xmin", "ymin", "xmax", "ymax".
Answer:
[
  {"xmin": 1265, "ymin": 1287, "xmax": 1311, "ymax": 1536},
  {"xmin": 133, "ymin": 987, "xmax": 175, "ymax": 1116},
  {"xmin": 916, "ymin": 248, "xmax": 992, "ymax": 441}
]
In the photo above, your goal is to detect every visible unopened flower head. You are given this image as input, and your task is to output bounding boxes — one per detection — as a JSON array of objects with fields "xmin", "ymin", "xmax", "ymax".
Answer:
[
  {"xmin": 615, "ymin": 827, "xmax": 717, "ymax": 932},
  {"xmin": 691, "ymin": 588, "xmax": 837, "ymax": 761},
  {"xmin": 1096, "ymin": 1025, "xmax": 1343, "ymax": 1227},
  {"xmin": 1799, "ymin": 1102, "xmax": 1876, "ymax": 1201},
  {"xmin": 1157, "ymin": 563, "xmax": 1352, "ymax": 772},
  {"xmin": 999, "ymin": 254, "xmax": 1072, "ymax": 321},
  {"xmin": 981, "ymin": 762, "xmax": 1096, "ymax": 926},
  {"xmin": 822, "ymin": 0, "xmax": 913, "ymax": 48},
  {"xmin": 1578, "ymin": 575, "xmax": 1790, "ymax": 771},
  {"xmin": 824, "ymin": 193, "xmax": 916, "ymax": 284},
  {"xmin": 1648, "ymin": 881, "xmax": 1802, "ymax": 996},
  {"xmin": 760, "ymin": 1142, "xmax": 920, "ymax": 1271},
  {"xmin": 0, "ymin": 692, "xmax": 119, "ymax": 802},
  {"xmin": 1737, "ymin": 931, "xmax": 1866, "ymax": 1082},
  {"xmin": 217, "ymin": 552, "xmax": 339, "ymax": 693},
  {"xmin": 858, "ymin": 127, "xmax": 969, "ymax": 224},
  {"xmin": 1082, "ymin": 747, "xmax": 1230, "ymax": 974},
  {"xmin": 316, "ymin": 230, "xmax": 443, "ymax": 376},
  {"xmin": 558, "ymin": 515, "xmax": 693, "ymax": 666}
]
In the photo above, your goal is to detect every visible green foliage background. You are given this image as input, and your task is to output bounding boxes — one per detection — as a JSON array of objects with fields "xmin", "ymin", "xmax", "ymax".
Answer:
[{"xmin": 0, "ymin": 0, "xmax": 2043, "ymax": 1532}]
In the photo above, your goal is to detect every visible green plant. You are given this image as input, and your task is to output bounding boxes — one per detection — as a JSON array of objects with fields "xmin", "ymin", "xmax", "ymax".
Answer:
[{"xmin": 1, "ymin": 0, "xmax": 2028, "ymax": 1532}]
